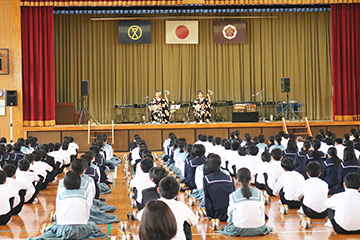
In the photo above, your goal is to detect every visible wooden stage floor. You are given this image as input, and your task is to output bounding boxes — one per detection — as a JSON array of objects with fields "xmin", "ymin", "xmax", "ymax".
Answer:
[{"xmin": 1, "ymin": 153, "xmax": 358, "ymax": 240}]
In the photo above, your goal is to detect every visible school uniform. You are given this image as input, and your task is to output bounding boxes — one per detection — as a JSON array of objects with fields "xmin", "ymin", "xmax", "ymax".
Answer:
[
  {"xmin": 263, "ymin": 160, "xmax": 284, "ymax": 196},
  {"xmin": 295, "ymin": 177, "xmax": 328, "ymax": 218},
  {"xmin": 273, "ymin": 171, "xmax": 305, "ymax": 209},
  {"xmin": 5, "ymin": 177, "xmax": 27, "ymax": 215},
  {"xmin": 283, "ymin": 149, "xmax": 297, "ymax": 161},
  {"xmin": 294, "ymin": 151, "xmax": 309, "ymax": 177},
  {"xmin": 269, "ymin": 144, "xmax": 285, "ymax": 151},
  {"xmin": 173, "ymin": 149, "xmax": 188, "ymax": 177},
  {"xmin": 336, "ymin": 160, "xmax": 360, "ymax": 193},
  {"xmin": 8, "ymin": 150, "xmax": 24, "ymax": 167},
  {"xmin": 253, "ymin": 161, "xmax": 270, "ymax": 190},
  {"xmin": 162, "ymin": 138, "xmax": 171, "ymax": 157},
  {"xmin": 130, "ymin": 147, "xmax": 140, "ymax": 165},
  {"xmin": 256, "ymin": 143, "xmax": 267, "ymax": 152},
  {"xmin": 297, "ymin": 141, "xmax": 304, "ymax": 151},
  {"xmin": 281, "ymin": 138, "xmax": 289, "ymax": 148},
  {"xmin": 203, "ymin": 171, "xmax": 235, "ymax": 221},
  {"xmin": 219, "ymin": 187, "xmax": 272, "ymax": 237},
  {"xmin": 15, "ymin": 169, "xmax": 39, "ymax": 203},
  {"xmin": 130, "ymin": 172, "xmax": 155, "ymax": 207},
  {"xmin": 326, "ymin": 189, "xmax": 360, "ymax": 234},
  {"xmin": 238, "ymin": 155, "xmax": 263, "ymax": 182},
  {"xmin": 210, "ymin": 145, "xmax": 223, "ymax": 157},
  {"xmin": 221, "ymin": 149, "xmax": 234, "ymax": 171},
  {"xmin": 58, "ymin": 149, "xmax": 72, "ymax": 166},
  {"xmin": 0, "ymin": 185, "xmax": 15, "ymax": 225},
  {"xmin": 335, "ymin": 144, "xmax": 345, "ymax": 160},
  {"xmin": 323, "ymin": 157, "xmax": 340, "ymax": 194},
  {"xmin": 304, "ymin": 151, "xmax": 327, "ymax": 179},
  {"xmin": 140, "ymin": 186, "xmax": 160, "ymax": 210},
  {"xmin": 138, "ymin": 197, "xmax": 198, "ymax": 240},
  {"xmin": 184, "ymin": 156, "xmax": 205, "ymax": 190},
  {"xmin": 227, "ymin": 151, "xmax": 243, "ymax": 175},
  {"xmin": 85, "ymin": 164, "xmax": 101, "ymax": 199},
  {"xmin": 229, "ymin": 155, "xmax": 246, "ymax": 176}
]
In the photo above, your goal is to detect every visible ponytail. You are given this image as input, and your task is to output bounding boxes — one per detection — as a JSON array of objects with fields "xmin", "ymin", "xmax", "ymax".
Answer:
[{"xmin": 237, "ymin": 168, "xmax": 252, "ymax": 199}]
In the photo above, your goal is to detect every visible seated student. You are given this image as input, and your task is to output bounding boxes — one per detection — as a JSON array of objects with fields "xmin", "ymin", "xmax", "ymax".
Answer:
[
  {"xmin": 296, "ymin": 136, "xmax": 304, "ymax": 151},
  {"xmin": 165, "ymin": 138, "xmax": 178, "ymax": 165},
  {"xmin": 30, "ymin": 150, "xmax": 53, "ymax": 190},
  {"xmin": 324, "ymin": 147, "xmax": 341, "ymax": 195},
  {"xmin": 264, "ymin": 149, "xmax": 284, "ymax": 196},
  {"xmin": 203, "ymin": 157, "xmax": 235, "ymax": 221},
  {"xmin": 161, "ymin": 132, "xmax": 176, "ymax": 159},
  {"xmin": 334, "ymin": 137, "xmax": 345, "ymax": 160},
  {"xmin": 227, "ymin": 141, "xmax": 241, "ymax": 173},
  {"xmin": 17, "ymin": 138, "xmax": 28, "ymax": 154},
  {"xmin": 295, "ymin": 162, "xmax": 328, "ymax": 219},
  {"xmin": 241, "ymin": 146, "xmax": 262, "ymax": 181},
  {"xmin": 266, "ymin": 136, "xmax": 275, "ymax": 151},
  {"xmin": 0, "ymin": 137, "xmax": 7, "ymax": 146},
  {"xmin": 220, "ymin": 141, "xmax": 233, "ymax": 172},
  {"xmin": 183, "ymin": 144, "xmax": 206, "ymax": 190},
  {"xmin": 211, "ymin": 137, "xmax": 223, "ymax": 156},
  {"xmin": 326, "ymin": 172, "xmax": 360, "ymax": 234},
  {"xmin": 283, "ymin": 139, "xmax": 298, "ymax": 161},
  {"xmin": 82, "ymin": 151, "xmax": 101, "ymax": 199},
  {"xmin": 59, "ymin": 141, "xmax": 72, "ymax": 167},
  {"xmin": 68, "ymin": 136, "xmax": 79, "ymax": 158},
  {"xmin": 256, "ymin": 135, "xmax": 267, "ymax": 152},
  {"xmin": 131, "ymin": 159, "xmax": 156, "ymax": 208},
  {"xmin": 24, "ymin": 138, "xmax": 35, "ymax": 153},
  {"xmin": 30, "ymin": 170, "xmax": 107, "ymax": 240},
  {"xmin": 140, "ymin": 167, "xmax": 167, "ymax": 210},
  {"xmin": 138, "ymin": 200, "xmax": 177, "ymax": 240},
  {"xmin": 172, "ymin": 138, "xmax": 187, "ymax": 178},
  {"xmin": 295, "ymin": 140, "xmax": 311, "ymax": 177},
  {"xmin": 0, "ymin": 170, "xmax": 15, "ymax": 225},
  {"xmin": 3, "ymin": 164, "xmax": 26, "ymax": 215},
  {"xmin": 16, "ymin": 159, "xmax": 40, "ymax": 204},
  {"xmin": 8, "ymin": 144, "xmax": 24, "ymax": 167},
  {"xmin": 30, "ymin": 137, "xmax": 41, "ymax": 150},
  {"xmin": 273, "ymin": 157, "xmax": 305, "ymax": 209},
  {"xmin": 254, "ymin": 152, "xmax": 271, "ymax": 190},
  {"xmin": 304, "ymin": 140, "xmax": 327, "ymax": 179},
  {"xmin": 269, "ymin": 135, "xmax": 285, "ymax": 151},
  {"xmin": 139, "ymin": 176, "xmax": 198, "ymax": 240},
  {"xmin": 219, "ymin": 168, "xmax": 272, "ymax": 237},
  {"xmin": 0, "ymin": 144, "xmax": 8, "ymax": 168},
  {"xmin": 336, "ymin": 147, "xmax": 360, "ymax": 193}
]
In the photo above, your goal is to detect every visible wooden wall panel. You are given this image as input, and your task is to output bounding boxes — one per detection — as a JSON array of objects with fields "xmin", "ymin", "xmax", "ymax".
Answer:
[
  {"xmin": 162, "ymin": 129, "xmax": 195, "ymax": 145},
  {"xmin": 327, "ymin": 125, "xmax": 358, "ymax": 139},
  {"xmin": 129, "ymin": 130, "xmax": 162, "ymax": 151},
  {"xmin": 310, "ymin": 126, "xmax": 325, "ymax": 138},
  {"xmin": 262, "ymin": 127, "xmax": 283, "ymax": 141},
  {"xmin": 62, "ymin": 131, "xmax": 88, "ymax": 152},
  {"xmin": 195, "ymin": 128, "xmax": 228, "ymax": 139},
  {"xmin": 27, "ymin": 131, "xmax": 61, "ymax": 144},
  {"xmin": 114, "ymin": 130, "xmax": 129, "ymax": 152}
]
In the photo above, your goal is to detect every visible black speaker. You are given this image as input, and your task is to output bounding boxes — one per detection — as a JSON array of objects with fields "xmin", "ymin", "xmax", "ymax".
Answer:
[
  {"xmin": 281, "ymin": 78, "xmax": 290, "ymax": 93},
  {"xmin": 232, "ymin": 112, "xmax": 259, "ymax": 123},
  {"xmin": 5, "ymin": 90, "xmax": 17, "ymax": 106},
  {"xmin": 81, "ymin": 80, "xmax": 89, "ymax": 96}
]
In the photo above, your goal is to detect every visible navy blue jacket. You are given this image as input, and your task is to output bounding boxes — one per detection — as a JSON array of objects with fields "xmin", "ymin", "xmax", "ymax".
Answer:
[{"xmin": 184, "ymin": 156, "xmax": 205, "ymax": 190}]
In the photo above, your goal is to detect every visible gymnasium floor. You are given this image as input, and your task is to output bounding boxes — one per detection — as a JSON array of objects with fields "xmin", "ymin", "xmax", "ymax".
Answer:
[{"xmin": 0, "ymin": 153, "xmax": 358, "ymax": 240}]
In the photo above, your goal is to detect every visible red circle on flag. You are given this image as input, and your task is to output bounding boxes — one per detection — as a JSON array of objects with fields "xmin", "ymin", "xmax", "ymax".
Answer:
[{"xmin": 175, "ymin": 25, "xmax": 189, "ymax": 39}]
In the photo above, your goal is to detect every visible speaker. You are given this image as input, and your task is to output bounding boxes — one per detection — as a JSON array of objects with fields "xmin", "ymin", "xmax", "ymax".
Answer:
[
  {"xmin": 281, "ymin": 78, "xmax": 290, "ymax": 93},
  {"xmin": 232, "ymin": 112, "xmax": 259, "ymax": 123},
  {"xmin": 5, "ymin": 90, "xmax": 17, "ymax": 106},
  {"xmin": 81, "ymin": 80, "xmax": 89, "ymax": 96}
]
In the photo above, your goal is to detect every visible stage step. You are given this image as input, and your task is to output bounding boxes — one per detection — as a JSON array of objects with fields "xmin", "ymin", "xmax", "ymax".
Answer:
[
  {"xmin": 282, "ymin": 117, "xmax": 312, "ymax": 138},
  {"xmin": 293, "ymin": 132, "xmax": 309, "ymax": 136},
  {"xmin": 287, "ymin": 126, "xmax": 307, "ymax": 130}
]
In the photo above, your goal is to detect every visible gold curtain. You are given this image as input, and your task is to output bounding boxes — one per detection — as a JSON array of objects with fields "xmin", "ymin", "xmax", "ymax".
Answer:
[{"xmin": 54, "ymin": 12, "xmax": 332, "ymax": 123}]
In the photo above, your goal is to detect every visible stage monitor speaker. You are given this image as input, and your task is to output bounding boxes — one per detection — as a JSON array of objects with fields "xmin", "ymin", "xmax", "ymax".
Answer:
[
  {"xmin": 5, "ymin": 90, "xmax": 17, "ymax": 106},
  {"xmin": 81, "ymin": 80, "xmax": 89, "ymax": 96},
  {"xmin": 281, "ymin": 78, "xmax": 290, "ymax": 93}
]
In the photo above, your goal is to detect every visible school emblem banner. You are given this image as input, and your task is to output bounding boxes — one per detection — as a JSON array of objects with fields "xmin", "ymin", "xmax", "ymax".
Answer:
[
  {"xmin": 213, "ymin": 21, "xmax": 246, "ymax": 44},
  {"xmin": 118, "ymin": 21, "xmax": 151, "ymax": 44}
]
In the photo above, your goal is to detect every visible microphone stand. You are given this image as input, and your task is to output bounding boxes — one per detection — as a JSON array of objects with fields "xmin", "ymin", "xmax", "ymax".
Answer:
[{"xmin": 252, "ymin": 88, "xmax": 265, "ymax": 121}]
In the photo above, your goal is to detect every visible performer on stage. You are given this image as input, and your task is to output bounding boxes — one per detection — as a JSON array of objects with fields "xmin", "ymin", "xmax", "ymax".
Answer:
[
  {"xmin": 192, "ymin": 90, "xmax": 211, "ymax": 123},
  {"xmin": 150, "ymin": 91, "xmax": 170, "ymax": 124}
]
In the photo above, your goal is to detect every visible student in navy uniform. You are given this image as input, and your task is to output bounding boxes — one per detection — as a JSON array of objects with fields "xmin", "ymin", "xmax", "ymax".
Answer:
[
  {"xmin": 295, "ymin": 162, "xmax": 328, "ymax": 219},
  {"xmin": 273, "ymin": 157, "xmax": 304, "ymax": 209},
  {"xmin": 324, "ymin": 147, "xmax": 341, "ymax": 195},
  {"xmin": 203, "ymin": 154, "xmax": 235, "ymax": 221},
  {"xmin": 336, "ymin": 147, "xmax": 360, "ymax": 193},
  {"xmin": 183, "ymin": 144, "xmax": 206, "ymax": 190},
  {"xmin": 8, "ymin": 144, "xmax": 24, "ymax": 167},
  {"xmin": 82, "ymin": 151, "xmax": 100, "ymax": 199},
  {"xmin": 219, "ymin": 168, "xmax": 272, "ymax": 237},
  {"xmin": 326, "ymin": 172, "xmax": 360, "ymax": 234},
  {"xmin": 295, "ymin": 140, "xmax": 311, "ymax": 177},
  {"xmin": 283, "ymin": 139, "xmax": 298, "ymax": 161},
  {"xmin": 0, "ymin": 144, "xmax": 8, "ymax": 168},
  {"xmin": 304, "ymin": 140, "xmax": 326, "ymax": 179},
  {"xmin": 140, "ymin": 167, "xmax": 167, "ymax": 210},
  {"xmin": 266, "ymin": 136, "xmax": 275, "ymax": 151}
]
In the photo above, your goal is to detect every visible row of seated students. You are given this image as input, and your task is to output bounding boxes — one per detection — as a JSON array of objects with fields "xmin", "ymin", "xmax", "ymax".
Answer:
[{"xmin": 147, "ymin": 130, "xmax": 360, "ymax": 236}]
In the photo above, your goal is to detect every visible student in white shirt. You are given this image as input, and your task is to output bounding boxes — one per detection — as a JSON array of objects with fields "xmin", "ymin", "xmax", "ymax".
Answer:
[
  {"xmin": 3, "ymin": 164, "xmax": 26, "ymax": 215},
  {"xmin": 137, "ymin": 176, "xmax": 198, "ymax": 240},
  {"xmin": 211, "ymin": 137, "xmax": 223, "ymax": 156},
  {"xmin": 0, "ymin": 170, "xmax": 15, "ymax": 225},
  {"xmin": 219, "ymin": 168, "xmax": 272, "ymax": 237},
  {"xmin": 264, "ymin": 149, "xmax": 284, "ymax": 196},
  {"xmin": 334, "ymin": 138, "xmax": 345, "ymax": 160},
  {"xmin": 221, "ymin": 141, "xmax": 233, "ymax": 172},
  {"xmin": 131, "ymin": 159, "xmax": 156, "ymax": 209},
  {"xmin": 242, "ymin": 146, "xmax": 263, "ymax": 180},
  {"xmin": 326, "ymin": 172, "xmax": 360, "ymax": 234},
  {"xmin": 295, "ymin": 161, "xmax": 328, "ymax": 219},
  {"xmin": 230, "ymin": 147, "xmax": 247, "ymax": 177},
  {"xmin": 254, "ymin": 151, "xmax": 271, "ymax": 190},
  {"xmin": 16, "ymin": 159, "xmax": 40, "ymax": 204},
  {"xmin": 273, "ymin": 157, "xmax": 305, "ymax": 209}
]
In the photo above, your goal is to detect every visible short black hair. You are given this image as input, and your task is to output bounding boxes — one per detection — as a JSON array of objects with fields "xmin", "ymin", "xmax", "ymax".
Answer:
[
  {"xmin": 221, "ymin": 138, "xmax": 227, "ymax": 147},
  {"xmin": 0, "ymin": 170, "xmax": 6, "ymax": 184},
  {"xmin": 281, "ymin": 157, "xmax": 295, "ymax": 171},
  {"xmin": 214, "ymin": 137, "xmax": 222, "ymax": 145},
  {"xmin": 6, "ymin": 144, "xmax": 13, "ymax": 153},
  {"xmin": 249, "ymin": 145, "xmax": 259, "ymax": 156},
  {"xmin": 335, "ymin": 138, "xmax": 343, "ymax": 144},
  {"xmin": 261, "ymin": 151, "xmax": 271, "ymax": 162},
  {"xmin": 13, "ymin": 143, "xmax": 21, "ymax": 151},
  {"xmin": 24, "ymin": 153, "xmax": 35, "ymax": 162},
  {"xmin": 149, "ymin": 167, "xmax": 167, "ymax": 185},
  {"xmin": 140, "ymin": 158, "xmax": 154, "ymax": 173},
  {"xmin": 312, "ymin": 140, "xmax": 321, "ymax": 151},
  {"xmin": 275, "ymin": 135, "xmax": 282, "ymax": 145},
  {"xmin": 191, "ymin": 144, "xmax": 205, "ymax": 157},
  {"xmin": 258, "ymin": 135, "xmax": 265, "ymax": 143},
  {"xmin": 18, "ymin": 159, "xmax": 30, "ymax": 171},
  {"xmin": 206, "ymin": 153, "xmax": 221, "ymax": 167},
  {"xmin": 271, "ymin": 148, "xmax": 283, "ymax": 161},
  {"xmin": 238, "ymin": 147, "xmax": 247, "ymax": 156},
  {"xmin": 3, "ymin": 164, "xmax": 16, "ymax": 178},
  {"xmin": 70, "ymin": 158, "xmax": 87, "ymax": 174},
  {"xmin": 198, "ymin": 134, "xmax": 207, "ymax": 142},
  {"xmin": 306, "ymin": 161, "xmax": 322, "ymax": 177},
  {"xmin": 207, "ymin": 135, "xmax": 214, "ymax": 143},
  {"xmin": 159, "ymin": 176, "xmax": 179, "ymax": 199},
  {"xmin": 344, "ymin": 172, "xmax": 360, "ymax": 189},
  {"xmin": 203, "ymin": 160, "xmax": 220, "ymax": 175},
  {"xmin": 64, "ymin": 170, "xmax": 81, "ymax": 190},
  {"xmin": 62, "ymin": 141, "xmax": 69, "ymax": 151},
  {"xmin": 231, "ymin": 141, "xmax": 240, "ymax": 151},
  {"xmin": 224, "ymin": 141, "xmax": 232, "ymax": 150}
]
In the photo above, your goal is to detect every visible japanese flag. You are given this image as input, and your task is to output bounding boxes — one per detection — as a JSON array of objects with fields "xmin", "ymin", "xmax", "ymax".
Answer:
[{"xmin": 166, "ymin": 21, "xmax": 199, "ymax": 44}]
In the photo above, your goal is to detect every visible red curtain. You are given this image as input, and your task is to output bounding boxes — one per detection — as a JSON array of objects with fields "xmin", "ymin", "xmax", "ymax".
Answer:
[
  {"xmin": 21, "ymin": 7, "xmax": 55, "ymax": 126},
  {"xmin": 331, "ymin": 4, "xmax": 360, "ymax": 121}
]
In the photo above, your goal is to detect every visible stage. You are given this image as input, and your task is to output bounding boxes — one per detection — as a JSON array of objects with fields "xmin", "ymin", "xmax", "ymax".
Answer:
[{"xmin": 23, "ymin": 120, "xmax": 360, "ymax": 152}]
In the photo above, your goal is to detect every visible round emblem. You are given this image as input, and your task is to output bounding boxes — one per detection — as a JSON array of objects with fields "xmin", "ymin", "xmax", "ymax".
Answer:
[
  {"xmin": 128, "ymin": 25, "xmax": 142, "ymax": 40},
  {"xmin": 222, "ymin": 24, "xmax": 237, "ymax": 40}
]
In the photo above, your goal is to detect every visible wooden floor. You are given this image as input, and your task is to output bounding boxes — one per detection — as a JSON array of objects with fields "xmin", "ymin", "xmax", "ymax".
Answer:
[{"xmin": 0, "ymin": 153, "xmax": 358, "ymax": 240}]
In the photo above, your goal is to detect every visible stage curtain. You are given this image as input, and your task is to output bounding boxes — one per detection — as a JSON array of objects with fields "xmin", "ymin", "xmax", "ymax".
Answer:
[
  {"xmin": 331, "ymin": 4, "xmax": 360, "ymax": 121},
  {"xmin": 54, "ymin": 12, "xmax": 332, "ymax": 123},
  {"xmin": 20, "ymin": 0, "xmax": 360, "ymax": 7},
  {"xmin": 22, "ymin": 7, "xmax": 56, "ymax": 126}
]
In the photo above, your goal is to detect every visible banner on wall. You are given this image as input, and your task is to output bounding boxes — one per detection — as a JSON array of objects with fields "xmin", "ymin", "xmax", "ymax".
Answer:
[
  {"xmin": 213, "ymin": 21, "xmax": 246, "ymax": 44},
  {"xmin": 166, "ymin": 21, "xmax": 199, "ymax": 44},
  {"xmin": 118, "ymin": 21, "xmax": 152, "ymax": 44}
]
